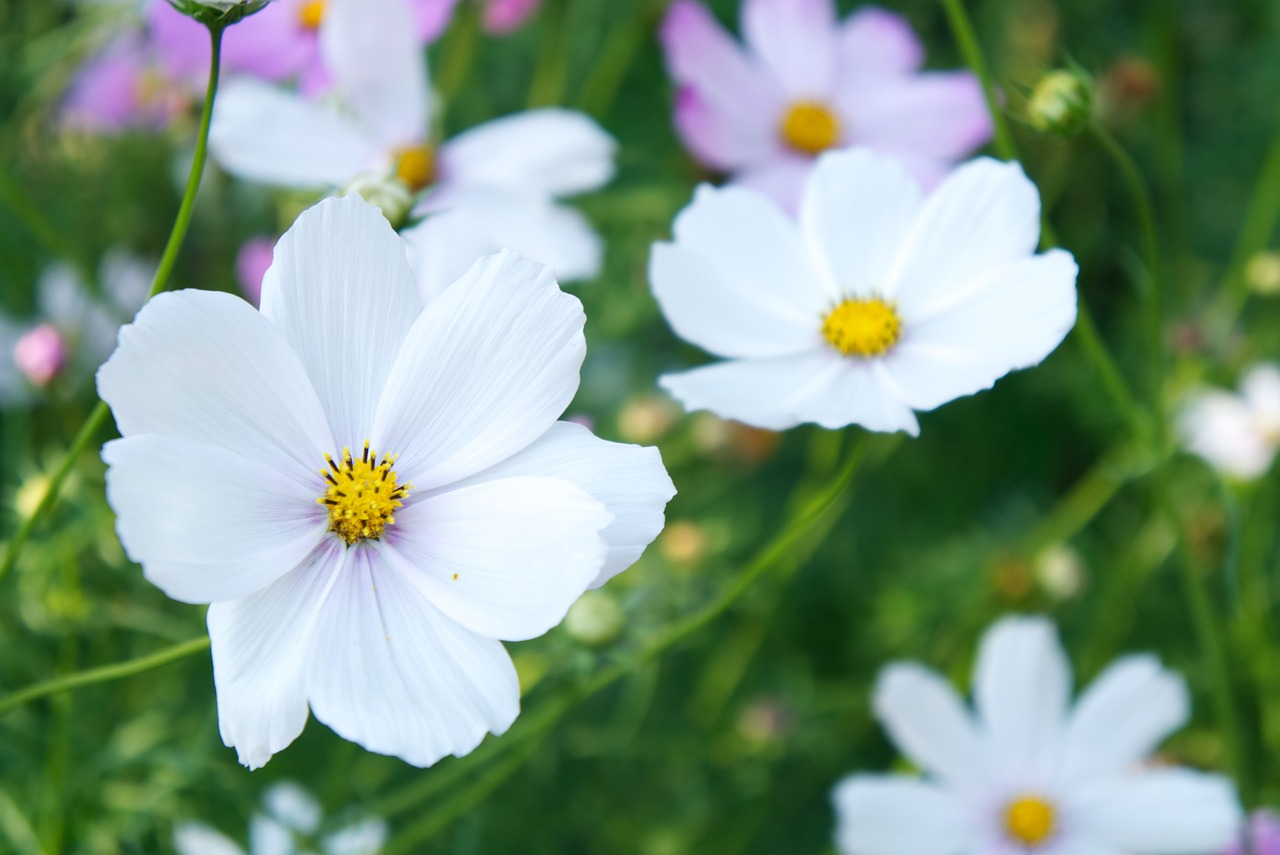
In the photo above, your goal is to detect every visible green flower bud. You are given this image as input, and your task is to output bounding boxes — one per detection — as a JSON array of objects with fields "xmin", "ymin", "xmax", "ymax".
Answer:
[
  {"xmin": 564, "ymin": 590, "xmax": 625, "ymax": 647},
  {"xmin": 343, "ymin": 173, "xmax": 414, "ymax": 229},
  {"xmin": 165, "ymin": 0, "xmax": 271, "ymax": 29},
  {"xmin": 1027, "ymin": 70, "xmax": 1094, "ymax": 141}
]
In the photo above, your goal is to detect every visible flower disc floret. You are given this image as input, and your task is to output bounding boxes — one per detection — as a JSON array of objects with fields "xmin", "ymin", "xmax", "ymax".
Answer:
[
  {"xmin": 1004, "ymin": 796, "xmax": 1056, "ymax": 847},
  {"xmin": 393, "ymin": 144, "xmax": 436, "ymax": 193},
  {"xmin": 297, "ymin": 0, "xmax": 326, "ymax": 30},
  {"xmin": 318, "ymin": 441, "xmax": 410, "ymax": 546},
  {"xmin": 781, "ymin": 101, "xmax": 841, "ymax": 156},
  {"xmin": 821, "ymin": 298, "xmax": 900, "ymax": 357}
]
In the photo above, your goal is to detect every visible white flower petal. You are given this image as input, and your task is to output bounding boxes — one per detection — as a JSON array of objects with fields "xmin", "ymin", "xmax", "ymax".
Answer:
[
  {"xmin": 174, "ymin": 823, "xmax": 245, "ymax": 855},
  {"xmin": 209, "ymin": 544, "xmax": 344, "ymax": 770},
  {"xmin": 404, "ymin": 193, "xmax": 603, "ymax": 303},
  {"xmin": 379, "ymin": 475, "xmax": 609, "ymax": 641},
  {"xmin": 97, "ymin": 289, "xmax": 333, "ymax": 476},
  {"xmin": 831, "ymin": 775, "xmax": 973, "ymax": 855},
  {"xmin": 248, "ymin": 816, "xmax": 293, "ymax": 855},
  {"xmin": 433, "ymin": 421, "xmax": 676, "ymax": 588},
  {"xmin": 886, "ymin": 158, "xmax": 1042, "ymax": 313},
  {"xmin": 372, "ymin": 250, "xmax": 584, "ymax": 489},
  {"xmin": 1072, "ymin": 769, "xmax": 1241, "ymax": 854},
  {"xmin": 881, "ymin": 250, "xmax": 1079, "ymax": 411},
  {"xmin": 800, "ymin": 149, "xmax": 923, "ymax": 300},
  {"xmin": 306, "ymin": 549, "xmax": 520, "ymax": 767},
  {"xmin": 873, "ymin": 663, "xmax": 983, "ymax": 791},
  {"xmin": 1059, "ymin": 655, "xmax": 1189, "ymax": 786},
  {"xmin": 321, "ymin": 0, "xmax": 429, "ymax": 147},
  {"xmin": 103, "ymin": 436, "xmax": 325, "ymax": 603},
  {"xmin": 210, "ymin": 79, "xmax": 379, "ymax": 188},
  {"xmin": 262, "ymin": 782, "xmax": 322, "ymax": 834},
  {"xmin": 1242, "ymin": 363, "xmax": 1280, "ymax": 423},
  {"xmin": 259, "ymin": 195, "xmax": 421, "ymax": 445},
  {"xmin": 1177, "ymin": 391, "xmax": 1274, "ymax": 479},
  {"xmin": 440, "ymin": 108, "xmax": 615, "ymax": 198},
  {"xmin": 323, "ymin": 818, "xmax": 388, "ymax": 855},
  {"xmin": 973, "ymin": 616, "xmax": 1071, "ymax": 780}
]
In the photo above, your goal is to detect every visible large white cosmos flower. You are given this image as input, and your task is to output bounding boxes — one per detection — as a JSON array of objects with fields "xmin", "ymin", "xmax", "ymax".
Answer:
[
  {"xmin": 208, "ymin": 0, "xmax": 613, "ymax": 300},
  {"xmin": 651, "ymin": 149, "xmax": 1079, "ymax": 434},
  {"xmin": 97, "ymin": 196, "xmax": 675, "ymax": 769},
  {"xmin": 833, "ymin": 616, "xmax": 1241, "ymax": 855}
]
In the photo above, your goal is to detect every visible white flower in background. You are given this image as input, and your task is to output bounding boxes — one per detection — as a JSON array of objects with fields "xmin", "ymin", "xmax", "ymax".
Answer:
[
  {"xmin": 208, "ymin": 0, "xmax": 613, "ymax": 301},
  {"xmin": 650, "ymin": 149, "xmax": 1079, "ymax": 435},
  {"xmin": 98, "ymin": 196, "xmax": 674, "ymax": 768},
  {"xmin": 1177, "ymin": 363, "xmax": 1280, "ymax": 480},
  {"xmin": 175, "ymin": 780, "xmax": 386, "ymax": 855},
  {"xmin": 832, "ymin": 616, "xmax": 1241, "ymax": 855}
]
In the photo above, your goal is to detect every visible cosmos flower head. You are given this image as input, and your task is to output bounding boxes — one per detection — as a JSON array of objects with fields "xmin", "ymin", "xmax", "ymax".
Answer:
[
  {"xmin": 660, "ymin": 0, "xmax": 992, "ymax": 212},
  {"xmin": 650, "ymin": 148, "xmax": 1078, "ymax": 435},
  {"xmin": 97, "ymin": 195, "xmax": 675, "ymax": 768},
  {"xmin": 1177, "ymin": 363, "xmax": 1280, "ymax": 480},
  {"xmin": 833, "ymin": 615, "xmax": 1242, "ymax": 855}
]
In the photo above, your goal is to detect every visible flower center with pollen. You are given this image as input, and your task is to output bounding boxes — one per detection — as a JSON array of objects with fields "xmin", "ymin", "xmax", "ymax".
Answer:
[
  {"xmin": 821, "ymin": 298, "xmax": 901, "ymax": 357},
  {"xmin": 297, "ymin": 0, "xmax": 326, "ymax": 30},
  {"xmin": 780, "ymin": 101, "xmax": 841, "ymax": 156},
  {"xmin": 317, "ymin": 441, "xmax": 411, "ymax": 546},
  {"xmin": 393, "ymin": 144, "xmax": 436, "ymax": 193},
  {"xmin": 1004, "ymin": 796, "xmax": 1057, "ymax": 848}
]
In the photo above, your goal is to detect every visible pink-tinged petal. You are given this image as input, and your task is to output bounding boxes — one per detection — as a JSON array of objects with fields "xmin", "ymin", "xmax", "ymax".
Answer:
[
  {"xmin": 13, "ymin": 324, "xmax": 65, "ymax": 387},
  {"xmin": 840, "ymin": 72, "xmax": 993, "ymax": 161},
  {"xmin": 837, "ymin": 6, "xmax": 924, "ymax": 77},
  {"xmin": 413, "ymin": 0, "xmax": 462, "ymax": 41},
  {"xmin": 147, "ymin": 1, "xmax": 209, "ymax": 88},
  {"xmin": 306, "ymin": 548, "xmax": 520, "ymax": 768},
  {"xmin": 673, "ymin": 86, "xmax": 779, "ymax": 171},
  {"xmin": 235, "ymin": 236, "xmax": 275, "ymax": 307},
  {"xmin": 150, "ymin": 0, "xmax": 315, "ymax": 87},
  {"xmin": 741, "ymin": 0, "xmax": 839, "ymax": 97},
  {"xmin": 208, "ymin": 543, "xmax": 344, "ymax": 770},
  {"xmin": 733, "ymin": 153, "xmax": 812, "ymax": 214},
  {"xmin": 832, "ymin": 775, "xmax": 975, "ymax": 855},
  {"xmin": 482, "ymin": 0, "xmax": 540, "ymax": 33},
  {"xmin": 62, "ymin": 35, "xmax": 187, "ymax": 133}
]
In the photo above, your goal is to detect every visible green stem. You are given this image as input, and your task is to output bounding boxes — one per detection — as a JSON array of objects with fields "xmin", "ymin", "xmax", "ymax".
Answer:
[
  {"xmin": 1072, "ymin": 304, "xmax": 1151, "ymax": 440},
  {"xmin": 939, "ymin": 0, "xmax": 1016, "ymax": 161},
  {"xmin": 0, "ymin": 24, "xmax": 224, "ymax": 582},
  {"xmin": 526, "ymin": 0, "xmax": 571, "ymax": 107},
  {"xmin": 576, "ymin": 0, "xmax": 666, "ymax": 117},
  {"xmin": 0, "ymin": 636, "xmax": 210, "ymax": 717},
  {"xmin": 434, "ymin": 1, "xmax": 479, "ymax": 123},
  {"xmin": 1218, "ymin": 129, "xmax": 1280, "ymax": 321}
]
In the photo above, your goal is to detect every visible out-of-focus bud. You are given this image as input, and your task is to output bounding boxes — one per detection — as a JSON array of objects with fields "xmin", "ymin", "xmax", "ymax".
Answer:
[
  {"xmin": 563, "ymin": 590, "xmax": 625, "ymax": 646},
  {"xmin": 735, "ymin": 696, "xmax": 794, "ymax": 749},
  {"xmin": 1246, "ymin": 252, "xmax": 1280, "ymax": 295},
  {"xmin": 989, "ymin": 554, "xmax": 1034, "ymax": 602},
  {"xmin": 14, "ymin": 473, "xmax": 50, "ymax": 520},
  {"xmin": 343, "ymin": 174, "xmax": 414, "ymax": 229},
  {"xmin": 617, "ymin": 394, "xmax": 678, "ymax": 444},
  {"xmin": 1097, "ymin": 56, "xmax": 1160, "ymax": 125},
  {"xmin": 1033, "ymin": 544, "xmax": 1086, "ymax": 601},
  {"xmin": 1027, "ymin": 69, "xmax": 1094, "ymax": 141},
  {"xmin": 482, "ymin": 0, "xmax": 542, "ymax": 34},
  {"xmin": 14, "ymin": 324, "xmax": 66, "ymax": 387},
  {"xmin": 235, "ymin": 236, "xmax": 275, "ymax": 306},
  {"xmin": 659, "ymin": 520, "xmax": 709, "ymax": 569},
  {"xmin": 166, "ymin": 0, "xmax": 271, "ymax": 28}
]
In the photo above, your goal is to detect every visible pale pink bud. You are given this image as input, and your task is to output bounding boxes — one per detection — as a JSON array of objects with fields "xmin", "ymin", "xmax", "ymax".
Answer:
[
  {"xmin": 481, "ymin": 0, "xmax": 540, "ymax": 34},
  {"xmin": 14, "ymin": 324, "xmax": 67, "ymax": 388}
]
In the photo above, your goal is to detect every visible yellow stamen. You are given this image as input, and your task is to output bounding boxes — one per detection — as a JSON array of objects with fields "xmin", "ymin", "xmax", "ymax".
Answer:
[
  {"xmin": 1004, "ymin": 796, "xmax": 1057, "ymax": 847},
  {"xmin": 780, "ymin": 100, "xmax": 841, "ymax": 156},
  {"xmin": 393, "ymin": 144, "xmax": 436, "ymax": 193},
  {"xmin": 297, "ymin": 0, "xmax": 326, "ymax": 30},
  {"xmin": 317, "ymin": 440, "xmax": 411, "ymax": 546},
  {"xmin": 821, "ymin": 298, "xmax": 901, "ymax": 357}
]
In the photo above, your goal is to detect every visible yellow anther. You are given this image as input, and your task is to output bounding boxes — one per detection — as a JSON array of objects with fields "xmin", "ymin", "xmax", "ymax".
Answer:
[
  {"xmin": 821, "ymin": 298, "xmax": 901, "ymax": 357},
  {"xmin": 393, "ymin": 144, "xmax": 436, "ymax": 193},
  {"xmin": 780, "ymin": 100, "xmax": 841, "ymax": 156},
  {"xmin": 317, "ymin": 440, "xmax": 411, "ymax": 546},
  {"xmin": 297, "ymin": 0, "xmax": 326, "ymax": 30},
  {"xmin": 1004, "ymin": 796, "xmax": 1057, "ymax": 847}
]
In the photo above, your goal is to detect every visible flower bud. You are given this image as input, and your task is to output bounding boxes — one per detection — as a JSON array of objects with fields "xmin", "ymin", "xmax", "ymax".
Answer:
[
  {"xmin": 1246, "ymin": 252, "xmax": 1280, "ymax": 295},
  {"xmin": 1026, "ymin": 69, "xmax": 1093, "ymax": 140},
  {"xmin": 14, "ymin": 324, "xmax": 66, "ymax": 387},
  {"xmin": 564, "ymin": 590, "xmax": 624, "ymax": 646},
  {"xmin": 165, "ymin": 0, "xmax": 271, "ymax": 28},
  {"xmin": 343, "ymin": 174, "xmax": 414, "ymax": 229}
]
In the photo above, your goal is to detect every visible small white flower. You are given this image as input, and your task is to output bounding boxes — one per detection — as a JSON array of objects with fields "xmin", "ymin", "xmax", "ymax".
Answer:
[
  {"xmin": 1177, "ymin": 363, "xmax": 1280, "ymax": 480},
  {"xmin": 650, "ymin": 149, "xmax": 1079, "ymax": 434},
  {"xmin": 99, "ymin": 195, "xmax": 675, "ymax": 768},
  {"xmin": 832, "ymin": 616, "xmax": 1242, "ymax": 855}
]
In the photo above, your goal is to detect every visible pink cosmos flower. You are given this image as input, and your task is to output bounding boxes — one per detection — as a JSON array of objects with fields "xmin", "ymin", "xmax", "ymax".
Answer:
[
  {"xmin": 62, "ymin": 33, "xmax": 190, "ymax": 133},
  {"xmin": 1220, "ymin": 811, "xmax": 1280, "ymax": 855},
  {"xmin": 13, "ymin": 325, "xmax": 67, "ymax": 388},
  {"xmin": 660, "ymin": 0, "xmax": 992, "ymax": 212},
  {"xmin": 481, "ymin": 0, "xmax": 541, "ymax": 34}
]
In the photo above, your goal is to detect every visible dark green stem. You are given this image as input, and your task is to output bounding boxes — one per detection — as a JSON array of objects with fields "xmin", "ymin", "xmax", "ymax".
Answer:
[{"xmin": 939, "ymin": 0, "xmax": 1016, "ymax": 161}]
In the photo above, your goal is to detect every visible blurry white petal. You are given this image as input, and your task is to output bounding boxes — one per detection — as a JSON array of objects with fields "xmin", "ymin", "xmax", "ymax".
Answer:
[
  {"xmin": 174, "ymin": 823, "xmax": 245, "ymax": 855},
  {"xmin": 262, "ymin": 782, "xmax": 322, "ymax": 834},
  {"xmin": 323, "ymin": 818, "xmax": 389, "ymax": 855},
  {"xmin": 260, "ymin": 195, "xmax": 421, "ymax": 444},
  {"xmin": 210, "ymin": 79, "xmax": 378, "ymax": 188},
  {"xmin": 1177, "ymin": 391, "xmax": 1274, "ymax": 479},
  {"xmin": 873, "ymin": 663, "xmax": 983, "ymax": 790},
  {"xmin": 103, "ymin": 436, "xmax": 324, "ymax": 603},
  {"xmin": 306, "ymin": 549, "xmax": 519, "ymax": 767},
  {"xmin": 831, "ymin": 775, "xmax": 972, "ymax": 855},
  {"xmin": 372, "ymin": 251, "xmax": 584, "ymax": 489},
  {"xmin": 440, "ymin": 108, "xmax": 615, "ymax": 197},
  {"xmin": 1242, "ymin": 362, "xmax": 1280, "ymax": 425},
  {"xmin": 99, "ymin": 249, "xmax": 154, "ymax": 317},
  {"xmin": 1072, "ymin": 769, "xmax": 1242, "ymax": 854},
  {"xmin": 248, "ymin": 815, "xmax": 293, "ymax": 855}
]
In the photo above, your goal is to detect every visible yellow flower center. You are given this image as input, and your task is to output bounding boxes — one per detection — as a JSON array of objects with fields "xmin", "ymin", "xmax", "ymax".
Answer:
[
  {"xmin": 821, "ymin": 298, "xmax": 901, "ymax": 357},
  {"xmin": 297, "ymin": 0, "xmax": 326, "ymax": 30},
  {"xmin": 780, "ymin": 100, "xmax": 841, "ymax": 156},
  {"xmin": 393, "ymin": 144, "xmax": 436, "ymax": 193},
  {"xmin": 317, "ymin": 441, "xmax": 411, "ymax": 546},
  {"xmin": 1004, "ymin": 796, "xmax": 1057, "ymax": 847}
]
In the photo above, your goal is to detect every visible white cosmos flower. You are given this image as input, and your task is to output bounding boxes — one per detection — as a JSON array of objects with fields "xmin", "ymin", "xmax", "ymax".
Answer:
[
  {"xmin": 1177, "ymin": 363, "xmax": 1280, "ymax": 480},
  {"xmin": 833, "ymin": 616, "xmax": 1242, "ymax": 855},
  {"xmin": 650, "ymin": 149, "xmax": 1079, "ymax": 434},
  {"xmin": 208, "ymin": 0, "xmax": 613, "ymax": 299},
  {"xmin": 97, "ymin": 195, "xmax": 675, "ymax": 769}
]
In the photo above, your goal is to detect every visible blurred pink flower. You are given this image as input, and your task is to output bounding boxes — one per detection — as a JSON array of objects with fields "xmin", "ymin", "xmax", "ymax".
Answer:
[
  {"xmin": 13, "ymin": 325, "xmax": 67, "ymax": 388},
  {"xmin": 235, "ymin": 236, "xmax": 276, "ymax": 306},
  {"xmin": 62, "ymin": 33, "xmax": 190, "ymax": 132},
  {"xmin": 659, "ymin": 0, "xmax": 992, "ymax": 211},
  {"xmin": 481, "ymin": 0, "xmax": 541, "ymax": 34},
  {"xmin": 1220, "ymin": 811, "xmax": 1280, "ymax": 855}
]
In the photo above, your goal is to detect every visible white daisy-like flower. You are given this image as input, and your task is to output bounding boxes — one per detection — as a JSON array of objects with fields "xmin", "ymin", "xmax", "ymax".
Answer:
[
  {"xmin": 1177, "ymin": 363, "xmax": 1280, "ymax": 480},
  {"xmin": 97, "ymin": 195, "xmax": 675, "ymax": 769},
  {"xmin": 832, "ymin": 616, "xmax": 1242, "ymax": 855},
  {"xmin": 208, "ymin": 0, "xmax": 613, "ymax": 300},
  {"xmin": 650, "ymin": 148, "xmax": 1079, "ymax": 435}
]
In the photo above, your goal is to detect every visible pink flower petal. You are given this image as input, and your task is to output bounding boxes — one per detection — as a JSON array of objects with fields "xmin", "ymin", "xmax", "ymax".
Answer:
[
  {"xmin": 741, "ymin": 0, "xmax": 838, "ymax": 97},
  {"xmin": 837, "ymin": 5, "xmax": 925, "ymax": 78},
  {"xmin": 839, "ymin": 71, "xmax": 993, "ymax": 161}
]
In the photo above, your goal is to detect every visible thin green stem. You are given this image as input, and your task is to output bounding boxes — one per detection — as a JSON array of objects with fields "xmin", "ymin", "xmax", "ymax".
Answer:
[
  {"xmin": 526, "ymin": 0, "xmax": 571, "ymax": 108},
  {"xmin": 1217, "ymin": 129, "xmax": 1280, "ymax": 322},
  {"xmin": 1072, "ymin": 305, "xmax": 1151, "ymax": 440},
  {"xmin": 434, "ymin": 1, "xmax": 479, "ymax": 122},
  {"xmin": 939, "ymin": 0, "xmax": 1015, "ymax": 161},
  {"xmin": 576, "ymin": 0, "xmax": 666, "ymax": 117},
  {"xmin": 0, "ymin": 24, "xmax": 224, "ymax": 582},
  {"xmin": 0, "ymin": 636, "xmax": 210, "ymax": 717}
]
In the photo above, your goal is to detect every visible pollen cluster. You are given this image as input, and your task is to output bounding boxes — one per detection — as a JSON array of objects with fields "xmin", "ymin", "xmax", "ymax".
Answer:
[
  {"xmin": 297, "ymin": 0, "xmax": 326, "ymax": 30},
  {"xmin": 780, "ymin": 101, "xmax": 841, "ymax": 156},
  {"xmin": 1004, "ymin": 796, "xmax": 1057, "ymax": 847},
  {"xmin": 821, "ymin": 298, "xmax": 902, "ymax": 357},
  {"xmin": 317, "ymin": 441, "xmax": 411, "ymax": 546},
  {"xmin": 393, "ymin": 144, "xmax": 436, "ymax": 193}
]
